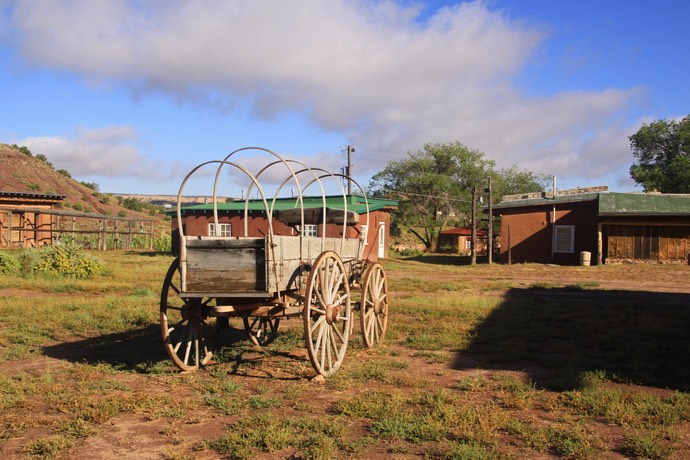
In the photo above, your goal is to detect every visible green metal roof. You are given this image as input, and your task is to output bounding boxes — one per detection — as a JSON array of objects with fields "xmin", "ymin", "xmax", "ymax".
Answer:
[
  {"xmin": 598, "ymin": 192, "xmax": 690, "ymax": 216},
  {"xmin": 177, "ymin": 195, "xmax": 397, "ymax": 215},
  {"xmin": 490, "ymin": 191, "xmax": 690, "ymax": 216}
]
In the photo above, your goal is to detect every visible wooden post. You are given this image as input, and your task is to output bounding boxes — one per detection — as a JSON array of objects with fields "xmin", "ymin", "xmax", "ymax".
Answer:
[
  {"xmin": 487, "ymin": 177, "xmax": 493, "ymax": 264},
  {"xmin": 471, "ymin": 187, "xmax": 477, "ymax": 265},
  {"xmin": 597, "ymin": 223, "xmax": 603, "ymax": 265},
  {"xmin": 507, "ymin": 224, "xmax": 512, "ymax": 265}
]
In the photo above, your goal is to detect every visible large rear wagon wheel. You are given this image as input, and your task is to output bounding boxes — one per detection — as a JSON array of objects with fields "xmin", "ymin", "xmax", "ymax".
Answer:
[
  {"xmin": 160, "ymin": 258, "xmax": 215, "ymax": 371},
  {"xmin": 360, "ymin": 262, "xmax": 388, "ymax": 348},
  {"xmin": 304, "ymin": 251, "xmax": 351, "ymax": 377}
]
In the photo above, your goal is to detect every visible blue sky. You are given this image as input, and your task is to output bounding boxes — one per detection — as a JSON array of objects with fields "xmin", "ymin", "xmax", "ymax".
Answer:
[{"xmin": 1, "ymin": 0, "xmax": 688, "ymax": 196}]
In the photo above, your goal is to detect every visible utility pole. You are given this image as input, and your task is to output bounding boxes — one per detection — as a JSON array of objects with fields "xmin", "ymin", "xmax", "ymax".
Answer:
[
  {"xmin": 471, "ymin": 186, "xmax": 477, "ymax": 265},
  {"xmin": 486, "ymin": 176, "xmax": 493, "ymax": 264},
  {"xmin": 345, "ymin": 145, "xmax": 354, "ymax": 195}
]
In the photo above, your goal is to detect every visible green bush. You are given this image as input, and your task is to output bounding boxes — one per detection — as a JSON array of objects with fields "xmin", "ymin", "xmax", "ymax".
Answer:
[
  {"xmin": 153, "ymin": 235, "xmax": 172, "ymax": 253},
  {"xmin": 19, "ymin": 244, "xmax": 104, "ymax": 279},
  {"xmin": 0, "ymin": 251, "xmax": 20, "ymax": 275}
]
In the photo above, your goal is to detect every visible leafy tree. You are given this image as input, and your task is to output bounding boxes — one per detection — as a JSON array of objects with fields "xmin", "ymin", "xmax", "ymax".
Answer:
[
  {"xmin": 370, "ymin": 142, "xmax": 492, "ymax": 251},
  {"xmin": 370, "ymin": 142, "xmax": 546, "ymax": 252},
  {"xmin": 493, "ymin": 166, "xmax": 549, "ymax": 199},
  {"xmin": 629, "ymin": 115, "xmax": 690, "ymax": 193}
]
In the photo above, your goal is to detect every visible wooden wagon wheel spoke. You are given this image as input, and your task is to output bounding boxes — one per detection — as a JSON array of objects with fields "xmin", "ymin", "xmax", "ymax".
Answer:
[
  {"xmin": 312, "ymin": 317, "xmax": 328, "ymax": 357},
  {"xmin": 243, "ymin": 316, "xmax": 281, "ymax": 347},
  {"xmin": 304, "ymin": 251, "xmax": 351, "ymax": 377},
  {"xmin": 360, "ymin": 263, "xmax": 389, "ymax": 348},
  {"xmin": 160, "ymin": 258, "xmax": 216, "ymax": 372}
]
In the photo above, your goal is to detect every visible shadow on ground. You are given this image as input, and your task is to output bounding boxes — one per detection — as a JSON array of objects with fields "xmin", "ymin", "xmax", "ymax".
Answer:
[
  {"xmin": 453, "ymin": 287, "xmax": 690, "ymax": 392},
  {"xmin": 42, "ymin": 323, "xmax": 251, "ymax": 373}
]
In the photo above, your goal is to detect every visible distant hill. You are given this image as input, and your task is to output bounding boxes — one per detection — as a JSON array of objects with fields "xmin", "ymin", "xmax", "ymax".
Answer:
[{"xmin": 0, "ymin": 143, "xmax": 160, "ymax": 219}]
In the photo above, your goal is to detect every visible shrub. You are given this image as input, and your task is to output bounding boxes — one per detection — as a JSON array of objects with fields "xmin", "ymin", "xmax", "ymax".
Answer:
[
  {"xmin": 0, "ymin": 251, "xmax": 20, "ymax": 275},
  {"xmin": 19, "ymin": 244, "xmax": 104, "ymax": 279},
  {"xmin": 153, "ymin": 235, "xmax": 172, "ymax": 253},
  {"xmin": 56, "ymin": 169, "xmax": 72, "ymax": 178}
]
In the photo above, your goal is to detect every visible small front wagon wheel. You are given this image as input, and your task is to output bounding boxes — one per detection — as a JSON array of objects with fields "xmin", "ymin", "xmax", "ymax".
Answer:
[
  {"xmin": 243, "ymin": 316, "xmax": 280, "ymax": 347},
  {"xmin": 360, "ymin": 262, "xmax": 388, "ymax": 348},
  {"xmin": 160, "ymin": 258, "xmax": 215, "ymax": 371},
  {"xmin": 304, "ymin": 251, "xmax": 351, "ymax": 377}
]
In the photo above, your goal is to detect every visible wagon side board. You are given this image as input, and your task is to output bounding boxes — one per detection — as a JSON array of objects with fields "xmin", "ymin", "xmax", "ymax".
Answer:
[{"xmin": 184, "ymin": 237, "xmax": 267, "ymax": 293}]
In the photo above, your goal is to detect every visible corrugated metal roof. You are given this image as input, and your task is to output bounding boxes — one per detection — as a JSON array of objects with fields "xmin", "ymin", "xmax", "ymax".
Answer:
[
  {"xmin": 177, "ymin": 195, "xmax": 397, "ymax": 215},
  {"xmin": 0, "ymin": 191, "xmax": 66, "ymax": 200},
  {"xmin": 598, "ymin": 193, "xmax": 690, "ymax": 216}
]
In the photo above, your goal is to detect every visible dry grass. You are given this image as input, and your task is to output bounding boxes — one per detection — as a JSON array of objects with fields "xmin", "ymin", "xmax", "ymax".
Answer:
[{"xmin": 0, "ymin": 251, "xmax": 689, "ymax": 459}]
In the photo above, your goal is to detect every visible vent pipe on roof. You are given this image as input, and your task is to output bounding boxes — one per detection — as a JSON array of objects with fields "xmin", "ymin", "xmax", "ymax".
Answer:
[{"xmin": 552, "ymin": 175, "xmax": 557, "ymax": 199}]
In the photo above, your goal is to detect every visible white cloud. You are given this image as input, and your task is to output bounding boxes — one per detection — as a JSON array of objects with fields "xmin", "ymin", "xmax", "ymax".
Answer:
[
  {"xmin": 5, "ymin": 0, "xmax": 642, "ymax": 185},
  {"xmin": 17, "ymin": 126, "xmax": 180, "ymax": 180}
]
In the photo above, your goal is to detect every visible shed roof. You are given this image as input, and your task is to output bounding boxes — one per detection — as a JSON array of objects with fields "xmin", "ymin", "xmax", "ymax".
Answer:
[
  {"xmin": 0, "ymin": 191, "xmax": 66, "ymax": 201},
  {"xmin": 491, "ymin": 191, "xmax": 690, "ymax": 217},
  {"xmin": 177, "ymin": 195, "xmax": 397, "ymax": 215},
  {"xmin": 598, "ymin": 193, "xmax": 690, "ymax": 216},
  {"xmin": 491, "ymin": 192, "xmax": 600, "ymax": 211}
]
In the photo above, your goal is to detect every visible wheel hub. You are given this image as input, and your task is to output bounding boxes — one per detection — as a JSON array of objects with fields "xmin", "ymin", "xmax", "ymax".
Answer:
[
  {"xmin": 325, "ymin": 304, "xmax": 340, "ymax": 324},
  {"xmin": 373, "ymin": 299, "xmax": 387, "ymax": 315}
]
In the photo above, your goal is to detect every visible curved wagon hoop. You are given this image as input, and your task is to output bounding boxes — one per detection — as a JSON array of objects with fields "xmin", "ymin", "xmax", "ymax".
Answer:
[{"xmin": 161, "ymin": 146, "xmax": 391, "ymax": 377}]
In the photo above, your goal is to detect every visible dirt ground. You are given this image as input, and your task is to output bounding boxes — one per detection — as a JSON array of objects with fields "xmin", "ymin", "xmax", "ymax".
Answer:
[{"xmin": 2, "ymin": 261, "xmax": 690, "ymax": 459}]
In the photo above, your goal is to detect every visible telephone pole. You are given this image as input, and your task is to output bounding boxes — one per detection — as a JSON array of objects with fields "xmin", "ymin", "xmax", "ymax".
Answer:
[{"xmin": 343, "ymin": 145, "xmax": 355, "ymax": 195}]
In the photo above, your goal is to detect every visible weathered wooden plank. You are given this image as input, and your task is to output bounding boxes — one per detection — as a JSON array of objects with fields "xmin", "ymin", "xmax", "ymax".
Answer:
[{"xmin": 277, "ymin": 207, "xmax": 359, "ymax": 225}]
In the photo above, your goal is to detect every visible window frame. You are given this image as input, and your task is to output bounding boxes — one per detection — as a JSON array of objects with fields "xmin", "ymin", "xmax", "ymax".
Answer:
[
  {"xmin": 553, "ymin": 225, "xmax": 575, "ymax": 253},
  {"xmin": 208, "ymin": 222, "xmax": 232, "ymax": 237},
  {"xmin": 298, "ymin": 224, "xmax": 318, "ymax": 237}
]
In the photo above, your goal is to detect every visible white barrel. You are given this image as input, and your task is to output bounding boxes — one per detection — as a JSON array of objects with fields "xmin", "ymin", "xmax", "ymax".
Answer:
[{"xmin": 580, "ymin": 251, "xmax": 591, "ymax": 266}]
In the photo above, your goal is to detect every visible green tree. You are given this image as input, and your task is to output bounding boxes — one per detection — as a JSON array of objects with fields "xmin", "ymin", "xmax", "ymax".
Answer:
[
  {"xmin": 370, "ymin": 142, "xmax": 546, "ymax": 252},
  {"xmin": 629, "ymin": 115, "xmax": 690, "ymax": 192},
  {"xmin": 370, "ymin": 142, "xmax": 493, "ymax": 251},
  {"xmin": 493, "ymin": 166, "xmax": 549, "ymax": 199}
]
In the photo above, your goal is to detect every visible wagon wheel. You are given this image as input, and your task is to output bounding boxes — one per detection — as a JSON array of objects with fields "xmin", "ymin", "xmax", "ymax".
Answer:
[
  {"xmin": 243, "ymin": 316, "xmax": 280, "ymax": 347},
  {"xmin": 304, "ymin": 251, "xmax": 352, "ymax": 377},
  {"xmin": 360, "ymin": 262, "xmax": 388, "ymax": 348},
  {"xmin": 160, "ymin": 258, "xmax": 215, "ymax": 371}
]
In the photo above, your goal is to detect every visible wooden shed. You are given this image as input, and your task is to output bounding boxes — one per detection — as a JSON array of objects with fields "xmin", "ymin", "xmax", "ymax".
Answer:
[
  {"xmin": 0, "ymin": 191, "xmax": 65, "ymax": 247},
  {"xmin": 172, "ymin": 195, "xmax": 398, "ymax": 261},
  {"xmin": 491, "ymin": 188, "xmax": 690, "ymax": 265}
]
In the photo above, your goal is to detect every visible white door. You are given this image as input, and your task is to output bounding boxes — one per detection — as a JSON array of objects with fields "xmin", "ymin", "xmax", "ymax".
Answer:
[{"xmin": 378, "ymin": 223, "xmax": 385, "ymax": 259}]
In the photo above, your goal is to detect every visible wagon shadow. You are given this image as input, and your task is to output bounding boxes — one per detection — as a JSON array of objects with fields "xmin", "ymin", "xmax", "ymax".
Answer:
[
  {"xmin": 42, "ymin": 324, "xmax": 168, "ymax": 371},
  {"xmin": 452, "ymin": 287, "xmax": 690, "ymax": 391},
  {"xmin": 42, "ymin": 324, "xmax": 307, "ymax": 377}
]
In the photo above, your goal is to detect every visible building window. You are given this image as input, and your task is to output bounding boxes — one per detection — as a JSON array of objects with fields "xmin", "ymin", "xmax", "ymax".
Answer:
[
  {"xmin": 465, "ymin": 239, "xmax": 472, "ymax": 250},
  {"xmin": 553, "ymin": 225, "xmax": 575, "ymax": 253},
  {"xmin": 361, "ymin": 225, "xmax": 368, "ymax": 245},
  {"xmin": 208, "ymin": 223, "xmax": 232, "ymax": 237},
  {"xmin": 297, "ymin": 224, "xmax": 317, "ymax": 237}
]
